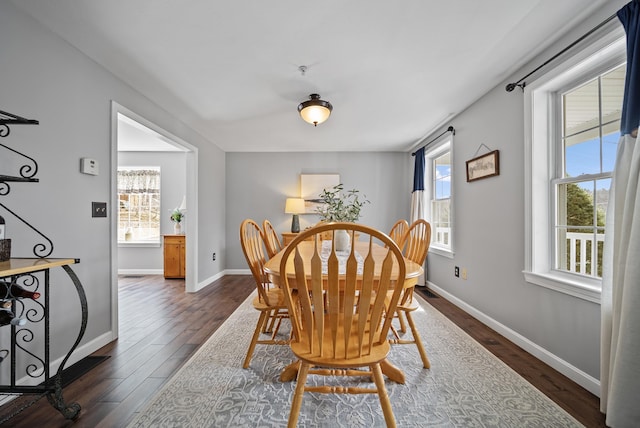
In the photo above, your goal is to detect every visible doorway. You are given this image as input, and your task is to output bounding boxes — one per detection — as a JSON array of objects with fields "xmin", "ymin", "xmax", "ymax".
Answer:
[{"xmin": 110, "ymin": 101, "xmax": 198, "ymax": 340}]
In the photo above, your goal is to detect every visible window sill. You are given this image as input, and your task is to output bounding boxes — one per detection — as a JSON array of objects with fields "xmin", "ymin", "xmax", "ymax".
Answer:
[
  {"xmin": 118, "ymin": 241, "xmax": 161, "ymax": 248},
  {"xmin": 523, "ymin": 270, "xmax": 601, "ymax": 303},
  {"xmin": 429, "ymin": 246, "xmax": 454, "ymax": 259}
]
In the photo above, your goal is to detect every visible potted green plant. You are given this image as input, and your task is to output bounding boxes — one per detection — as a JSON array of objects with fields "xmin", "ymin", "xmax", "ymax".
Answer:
[
  {"xmin": 315, "ymin": 184, "xmax": 369, "ymax": 250},
  {"xmin": 170, "ymin": 208, "xmax": 185, "ymax": 234}
]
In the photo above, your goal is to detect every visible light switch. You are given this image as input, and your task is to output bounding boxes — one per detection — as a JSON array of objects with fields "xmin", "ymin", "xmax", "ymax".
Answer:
[{"xmin": 92, "ymin": 202, "xmax": 107, "ymax": 218}]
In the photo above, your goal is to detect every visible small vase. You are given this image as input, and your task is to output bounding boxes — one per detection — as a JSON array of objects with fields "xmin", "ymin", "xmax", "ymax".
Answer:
[
  {"xmin": 174, "ymin": 222, "xmax": 182, "ymax": 235},
  {"xmin": 334, "ymin": 229, "xmax": 350, "ymax": 252}
]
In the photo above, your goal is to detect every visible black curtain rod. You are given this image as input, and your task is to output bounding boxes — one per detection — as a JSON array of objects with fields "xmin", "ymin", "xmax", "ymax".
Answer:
[
  {"xmin": 505, "ymin": 12, "xmax": 619, "ymax": 92},
  {"xmin": 411, "ymin": 126, "xmax": 455, "ymax": 156}
]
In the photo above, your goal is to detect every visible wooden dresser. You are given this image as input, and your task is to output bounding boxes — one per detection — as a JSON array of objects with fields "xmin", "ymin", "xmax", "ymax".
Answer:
[
  {"xmin": 163, "ymin": 234, "xmax": 185, "ymax": 278},
  {"xmin": 281, "ymin": 232, "xmax": 301, "ymax": 246},
  {"xmin": 282, "ymin": 231, "xmax": 360, "ymax": 245}
]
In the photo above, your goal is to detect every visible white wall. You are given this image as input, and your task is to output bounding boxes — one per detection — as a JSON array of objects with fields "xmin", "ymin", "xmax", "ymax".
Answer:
[
  {"xmin": 0, "ymin": 2, "xmax": 226, "ymax": 372},
  {"xmin": 225, "ymin": 152, "xmax": 412, "ymax": 269}
]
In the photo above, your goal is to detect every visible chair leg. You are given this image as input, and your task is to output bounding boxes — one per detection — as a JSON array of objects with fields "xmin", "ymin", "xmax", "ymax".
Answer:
[
  {"xmin": 405, "ymin": 311, "xmax": 430, "ymax": 369},
  {"xmin": 243, "ymin": 311, "xmax": 268, "ymax": 369},
  {"xmin": 371, "ymin": 362, "xmax": 396, "ymax": 428},
  {"xmin": 288, "ymin": 362, "xmax": 310, "ymax": 428},
  {"xmin": 262, "ymin": 309, "xmax": 275, "ymax": 333},
  {"xmin": 396, "ymin": 309, "xmax": 407, "ymax": 333}
]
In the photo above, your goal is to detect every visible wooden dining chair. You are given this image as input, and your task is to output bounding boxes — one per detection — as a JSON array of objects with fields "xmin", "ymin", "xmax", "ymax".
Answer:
[
  {"xmin": 388, "ymin": 219, "xmax": 409, "ymax": 248},
  {"xmin": 261, "ymin": 219, "xmax": 285, "ymax": 333},
  {"xmin": 262, "ymin": 219, "xmax": 283, "ymax": 258},
  {"xmin": 239, "ymin": 219, "xmax": 289, "ymax": 369},
  {"xmin": 280, "ymin": 222, "xmax": 406, "ymax": 428},
  {"xmin": 389, "ymin": 218, "xmax": 432, "ymax": 368}
]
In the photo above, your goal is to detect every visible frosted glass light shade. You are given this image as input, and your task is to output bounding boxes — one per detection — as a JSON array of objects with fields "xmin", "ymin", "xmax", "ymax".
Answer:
[{"xmin": 298, "ymin": 94, "xmax": 333, "ymax": 126}]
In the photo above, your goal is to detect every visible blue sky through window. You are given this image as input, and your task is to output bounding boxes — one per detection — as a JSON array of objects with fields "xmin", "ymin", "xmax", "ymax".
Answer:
[
  {"xmin": 566, "ymin": 131, "xmax": 618, "ymax": 194},
  {"xmin": 435, "ymin": 165, "xmax": 451, "ymax": 199},
  {"xmin": 566, "ymin": 132, "xmax": 618, "ymax": 177}
]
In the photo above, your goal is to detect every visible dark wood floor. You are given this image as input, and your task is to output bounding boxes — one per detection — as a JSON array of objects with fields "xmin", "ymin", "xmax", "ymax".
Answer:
[{"xmin": 0, "ymin": 275, "xmax": 605, "ymax": 427}]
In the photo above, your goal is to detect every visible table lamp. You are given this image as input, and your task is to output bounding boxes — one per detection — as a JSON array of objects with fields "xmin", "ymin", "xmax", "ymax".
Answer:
[{"xmin": 285, "ymin": 198, "xmax": 306, "ymax": 233}]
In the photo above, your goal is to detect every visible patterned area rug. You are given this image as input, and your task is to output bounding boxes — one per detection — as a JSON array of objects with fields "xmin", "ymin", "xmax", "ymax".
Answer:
[{"xmin": 128, "ymin": 292, "xmax": 582, "ymax": 427}]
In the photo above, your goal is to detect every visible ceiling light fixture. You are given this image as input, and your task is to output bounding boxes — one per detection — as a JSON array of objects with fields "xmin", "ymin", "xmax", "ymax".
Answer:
[{"xmin": 298, "ymin": 93, "xmax": 333, "ymax": 127}]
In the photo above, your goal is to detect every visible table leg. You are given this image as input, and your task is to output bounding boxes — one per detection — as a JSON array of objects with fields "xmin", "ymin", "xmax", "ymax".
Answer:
[
  {"xmin": 380, "ymin": 358, "xmax": 405, "ymax": 384},
  {"xmin": 280, "ymin": 360, "xmax": 301, "ymax": 382}
]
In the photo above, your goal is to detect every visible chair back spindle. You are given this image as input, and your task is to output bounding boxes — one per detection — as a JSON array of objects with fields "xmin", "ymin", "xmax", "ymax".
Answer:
[
  {"xmin": 262, "ymin": 219, "xmax": 283, "ymax": 258},
  {"xmin": 388, "ymin": 219, "xmax": 410, "ymax": 249}
]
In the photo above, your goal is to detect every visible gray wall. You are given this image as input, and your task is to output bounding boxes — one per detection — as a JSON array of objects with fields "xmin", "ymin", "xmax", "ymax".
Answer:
[
  {"xmin": 222, "ymin": 0, "xmax": 624, "ymax": 392},
  {"xmin": 422, "ymin": 0, "xmax": 627, "ymax": 393},
  {"xmin": 1, "ymin": 2, "xmax": 226, "ymax": 372},
  {"xmin": 225, "ymin": 152, "xmax": 412, "ymax": 269},
  {"xmin": 117, "ymin": 151, "xmax": 187, "ymax": 272},
  {"xmin": 2, "ymin": 0, "xmax": 626, "ymax": 396}
]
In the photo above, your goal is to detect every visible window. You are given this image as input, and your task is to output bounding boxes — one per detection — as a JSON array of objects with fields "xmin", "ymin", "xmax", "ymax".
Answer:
[
  {"xmin": 524, "ymin": 25, "xmax": 624, "ymax": 302},
  {"xmin": 555, "ymin": 65, "xmax": 624, "ymax": 278},
  {"xmin": 425, "ymin": 135, "xmax": 454, "ymax": 257},
  {"xmin": 117, "ymin": 167, "xmax": 161, "ymax": 244}
]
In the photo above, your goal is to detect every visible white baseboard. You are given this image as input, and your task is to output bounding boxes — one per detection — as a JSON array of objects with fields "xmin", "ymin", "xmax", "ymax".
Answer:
[
  {"xmin": 118, "ymin": 269, "xmax": 163, "ymax": 275},
  {"xmin": 225, "ymin": 269, "xmax": 251, "ymax": 275},
  {"xmin": 195, "ymin": 271, "xmax": 226, "ymax": 292},
  {"xmin": 12, "ymin": 331, "xmax": 114, "ymax": 388},
  {"xmin": 427, "ymin": 281, "xmax": 601, "ymax": 396}
]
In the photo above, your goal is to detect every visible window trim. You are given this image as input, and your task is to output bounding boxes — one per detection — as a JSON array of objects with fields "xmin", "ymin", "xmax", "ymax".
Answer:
[
  {"xmin": 523, "ymin": 22, "xmax": 625, "ymax": 303},
  {"xmin": 425, "ymin": 134, "xmax": 454, "ymax": 258}
]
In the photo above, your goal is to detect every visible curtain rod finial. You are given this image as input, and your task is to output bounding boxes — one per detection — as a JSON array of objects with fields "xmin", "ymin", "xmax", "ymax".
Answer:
[{"xmin": 505, "ymin": 82, "xmax": 526, "ymax": 93}]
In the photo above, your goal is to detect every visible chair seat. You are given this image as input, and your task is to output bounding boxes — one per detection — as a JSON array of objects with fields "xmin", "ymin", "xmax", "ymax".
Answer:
[
  {"xmin": 396, "ymin": 297, "xmax": 420, "ymax": 312},
  {"xmin": 384, "ymin": 290, "xmax": 419, "ymax": 312},
  {"xmin": 252, "ymin": 287, "xmax": 287, "ymax": 310},
  {"xmin": 291, "ymin": 322, "xmax": 390, "ymax": 367}
]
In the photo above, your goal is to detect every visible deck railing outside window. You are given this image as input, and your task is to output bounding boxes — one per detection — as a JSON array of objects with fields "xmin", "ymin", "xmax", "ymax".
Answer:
[{"xmin": 563, "ymin": 232, "xmax": 605, "ymax": 278}]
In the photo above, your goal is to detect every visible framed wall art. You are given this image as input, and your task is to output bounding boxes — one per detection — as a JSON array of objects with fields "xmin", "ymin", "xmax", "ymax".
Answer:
[
  {"xmin": 466, "ymin": 150, "xmax": 499, "ymax": 182},
  {"xmin": 300, "ymin": 174, "xmax": 340, "ymax": 213}
]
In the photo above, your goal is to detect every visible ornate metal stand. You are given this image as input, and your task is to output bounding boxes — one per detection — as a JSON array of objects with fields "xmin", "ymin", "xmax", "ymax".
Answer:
[
  {"xmin": 0, "ymin": 110, "xmax": 87, "ymax": 421},
  {"xmin": 0, "ymin": 260, "xmax": 88, "ymax": 421}
]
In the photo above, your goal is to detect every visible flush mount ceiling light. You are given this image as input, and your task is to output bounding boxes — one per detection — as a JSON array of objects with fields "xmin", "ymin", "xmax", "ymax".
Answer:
[{"xmin": 298, "ymin": 93, "xmax": 333, "ymax": 127}]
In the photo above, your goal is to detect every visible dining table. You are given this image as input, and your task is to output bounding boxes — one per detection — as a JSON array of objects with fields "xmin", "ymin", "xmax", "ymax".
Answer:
[{"xmin": 264, "ymin": 239, "xmax": 423, "ymax": 384}]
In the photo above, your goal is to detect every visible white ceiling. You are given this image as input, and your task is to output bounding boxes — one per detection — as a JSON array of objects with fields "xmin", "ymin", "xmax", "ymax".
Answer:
[
  {"xmin": 13, "ymin": 0, "xmax": 609, "ymax": 152},
  {"xmin": 117, "ymin": 113, "xmax": 185, "ymax": 152}
]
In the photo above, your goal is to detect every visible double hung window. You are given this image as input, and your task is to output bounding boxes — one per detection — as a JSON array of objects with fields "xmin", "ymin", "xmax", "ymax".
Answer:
[
  {"xmin": 555, "ymin": 65, "xmax": 624, "ymax": 278},
  {"xmin": 425, "ymin": 135, "xmax": 453, "ymax": 256},
  {"xmin": 117, "ymin": 167, "xmax": 161, "ymax": 244},
  {"xmin": 524, "ymin": 26, "xmax": 625, "ymax": 302}
]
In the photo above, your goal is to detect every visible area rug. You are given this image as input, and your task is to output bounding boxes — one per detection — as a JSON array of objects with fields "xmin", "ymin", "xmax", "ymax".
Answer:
[{"xmin": 128, "ymin": 292, "xmax": 582, "ymax": 427}]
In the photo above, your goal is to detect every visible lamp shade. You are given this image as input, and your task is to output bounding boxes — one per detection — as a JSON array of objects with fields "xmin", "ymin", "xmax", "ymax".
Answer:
[
  {"xmin": 285, "ymin": 198, "xmax": 306, "ymax": 214},
  {"xmin": 298, "ymin": 94, "xmax": 333, "ymax": 126}
]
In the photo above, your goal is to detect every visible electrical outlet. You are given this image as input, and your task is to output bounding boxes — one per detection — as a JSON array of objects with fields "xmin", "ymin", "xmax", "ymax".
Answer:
[
  {"xmin": 212, "ymin": 252, "xmax": 216, "ymax": 261},
  {"xmin": 462, "ymin": 268, "xmax": 467, "ymax": 280},
  {"xmin": 454, "ymin": 266, "xmax": 460, "ymax": 277}
]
